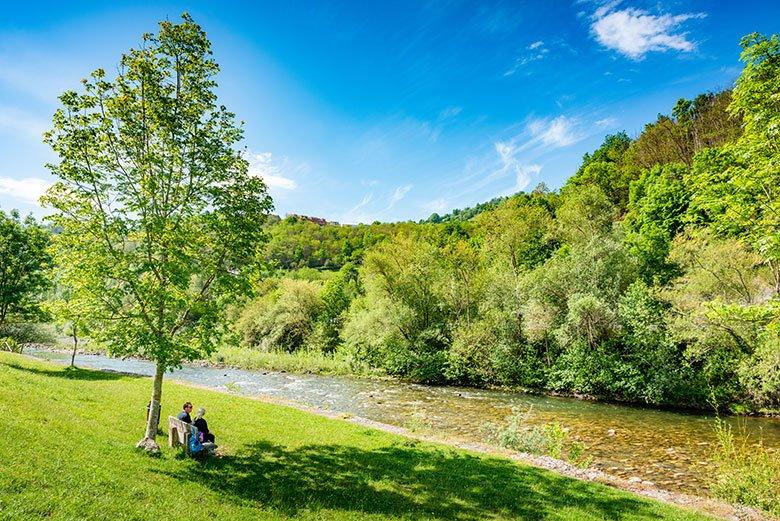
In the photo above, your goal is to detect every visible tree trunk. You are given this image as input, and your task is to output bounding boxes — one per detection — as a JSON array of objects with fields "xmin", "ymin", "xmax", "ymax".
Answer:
[
  {"xmin": 70, "ymin": 326, "xmax": 78, "ymax": 367},
  {"xmin": 136, "ymin": 360, "xmax": 165, "ymax": 453}
]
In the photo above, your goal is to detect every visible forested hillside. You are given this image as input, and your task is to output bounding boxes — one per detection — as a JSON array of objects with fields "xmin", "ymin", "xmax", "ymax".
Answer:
[{"xmin": 239, "ymin": 34, "xmax": 780, "ymax": 413}]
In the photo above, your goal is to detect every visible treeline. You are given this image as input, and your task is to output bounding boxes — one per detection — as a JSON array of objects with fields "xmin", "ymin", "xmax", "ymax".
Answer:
[
  {"xmin": 263, "ymin": 217, "xmax": 417, "ymax": 270},
  {"xmin": 237, "ymin": 34, "xmax": 780, "ymax": 412}
]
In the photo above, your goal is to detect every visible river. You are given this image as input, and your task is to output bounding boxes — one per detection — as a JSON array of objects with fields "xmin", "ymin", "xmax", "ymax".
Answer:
[{"xmin": 25, "ymin": 348, "xmax": 779, "ymax": 496}]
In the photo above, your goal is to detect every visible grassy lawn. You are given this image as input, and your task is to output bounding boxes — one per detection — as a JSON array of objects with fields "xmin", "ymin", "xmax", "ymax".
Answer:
[{"xmin": 0, "ymin": 352, "xmax": 714, "ymax": 521}]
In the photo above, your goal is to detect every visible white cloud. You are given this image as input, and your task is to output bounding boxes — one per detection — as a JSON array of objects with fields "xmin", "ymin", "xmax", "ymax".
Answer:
[
  {"xmin": 350, "ymin": 193, "xmax": 374, "ymax": 213},
  {"xmin": 0, "ymin": 177, "xmax": 52, "ymax": 204},
  {"xmin": 340, "ymin": 192, "xmax": 375, "ymax": 224},
  {"xmin": 245, "ymin": 150, "xmax": 298, "ymax": 190},
  {"xmin": 591, "ymin": 4, "xmax": 705, "ymax": 59},
  {"xmin": 0, "ymin": 106, "xmax": 48, "ymax": 140},
  {"xmin": 504, "ymin": 41, "xmax": 550, "ymax": 76},
  {"xmin": 388, "ymin": 184, "xmax": 412, "ymax": 209},
  {"xmin": 438, "ymin": 106, "xmax": 463, "ymax": 120},
  {"xmin": 423, "ymin": 198, "xmax": 448, "ymax": 213},
  {"xmin": 595, "ymin": 117, "xmax": 618, "ymax": 128},
  {"xmin": 527, "ymin": 116, "xmax": 583, "ymax": 148},
  {"xmin": 494, "ymin": 141, "xmax": 541, "ymax": 195}
]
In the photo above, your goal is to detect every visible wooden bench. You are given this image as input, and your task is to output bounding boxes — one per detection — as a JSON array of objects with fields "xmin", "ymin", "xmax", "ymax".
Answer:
[
  {"xmin": 168, "ymin": 416, "xmax": 217, "ymax": 456},
  {"xmin": 168, "ymin": 416, "xmax": 197, "ymax": 454}
]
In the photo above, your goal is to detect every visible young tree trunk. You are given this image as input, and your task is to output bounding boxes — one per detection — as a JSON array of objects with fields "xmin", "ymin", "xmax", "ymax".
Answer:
[
  {"xmin": 136, "ymin": 361, "xmax": 165, "ymax": 453},
  {"xmin": 70, "ymin": 326, "xmax": 78, "ymax": 367}
]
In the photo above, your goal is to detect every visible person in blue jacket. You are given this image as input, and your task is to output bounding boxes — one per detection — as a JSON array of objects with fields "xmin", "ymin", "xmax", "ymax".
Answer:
[{"xmin": 177, "ymin": 401, "xmax": 193, "ymax": 423}]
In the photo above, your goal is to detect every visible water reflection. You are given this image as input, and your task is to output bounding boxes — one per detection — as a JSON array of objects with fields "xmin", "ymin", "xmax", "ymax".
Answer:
[{"xmin": 25, "ymin": 348, "xmax": 779, "ymax": 495}]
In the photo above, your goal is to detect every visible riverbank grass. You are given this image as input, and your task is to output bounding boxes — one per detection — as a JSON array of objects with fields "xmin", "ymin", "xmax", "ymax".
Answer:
[
  {"xmin": 210, "ymin": 345, "xmax": 369, "ymax": 376},
  {"xmin": 0, "ymin": 352, "xmax": 714, "ymax": 520}
]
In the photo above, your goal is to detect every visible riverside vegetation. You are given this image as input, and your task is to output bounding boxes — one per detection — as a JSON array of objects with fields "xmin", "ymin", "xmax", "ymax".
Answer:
[{"xmin": 228, "ymin": 34, "xmax": 780, "ymax": 417}]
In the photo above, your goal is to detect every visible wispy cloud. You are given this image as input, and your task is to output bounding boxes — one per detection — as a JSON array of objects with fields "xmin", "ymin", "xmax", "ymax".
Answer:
[
  {"xmin": 504, "ymin": 40, "xmax": 550, "ymax": 76},
  {"xmin": 245, "ymin": 150, "xmax": 300, "ymax": 191},
  {"xmin": 494, "ymin": 142, "xmax": 541, "ymax": 195},
  {"xmin": 527, "ymin": 115, "xmax": 583, "ymax": 148},
  {"xmin": 590, "ymin": 3, "xmax": 705, "ymax": 59},
  {"xmin": 0, "ymin": 176, "xmax": 52, "ymax": 204},
  {"xmin": 438, "ymin": 112, "xmax": 601, "ymax": 207},
  {"xmin": 423, "ymin": 198, "xmax": 448, "ymax": 214},
  {"xmin": 387, "ymin": 184, "xmax": 412, "ymax": 209},
  {"xmin": 340, "ymin": 192, "xmax": 375, "ymax": 224},
  {"xmin": 595, "ymin": 117, "xmax": 618, "ymax": 128},
  {"xmin": 438, "ymin": 106, "xmax": 463, "ymax": 120}
]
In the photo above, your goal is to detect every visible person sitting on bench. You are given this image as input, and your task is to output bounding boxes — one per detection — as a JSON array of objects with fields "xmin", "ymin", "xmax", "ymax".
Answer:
[
  {"xmin": 177, "ymin": 402, "xmax": 193, "ymax": 423},
  {"xmin": 193, "ymin": 407, "xmax": 215, "ymax": 443}
]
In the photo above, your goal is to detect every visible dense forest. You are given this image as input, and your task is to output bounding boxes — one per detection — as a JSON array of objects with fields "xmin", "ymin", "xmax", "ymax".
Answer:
[{"xmin": 236, "ymin": 33, "xmax": 780, "ymax": 413}]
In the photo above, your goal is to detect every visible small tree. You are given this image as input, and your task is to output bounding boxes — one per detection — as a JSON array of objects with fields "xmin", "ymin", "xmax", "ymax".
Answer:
[
  {"xmin": 43, "ymin": 14, "xmax": 272, "ymax": 452},
  {"xmin": 0, "ymin": 210, "xmax": 51, "ymax": 327},
  {"xmin": 46, "ymin": 283, "xmax": 91, "ymax": 367}
]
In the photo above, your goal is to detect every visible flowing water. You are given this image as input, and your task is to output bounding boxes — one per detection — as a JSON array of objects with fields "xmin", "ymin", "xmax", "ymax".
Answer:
[{"xmin": 25, "ymin": 348, "xmax": 779, "ymax": 495}]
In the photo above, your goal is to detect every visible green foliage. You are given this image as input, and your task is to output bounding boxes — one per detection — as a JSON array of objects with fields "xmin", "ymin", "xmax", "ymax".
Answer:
[
  {"xmin": 629, "ymin": 91, "xmax": 741, "ymax": 171},
  {"xmin": 0, "ymin": 337, "xmax": 21, "ymax": 353},
  {"xmin": 487, "ymin": 408, "xmax": 592, "ymax": 468},
  {"xmin": 663, "ymin": 230, "xmax": 777, "ymax": 408},
  {"xmin": 624, "ymin": 163, "xmax": 691, "ymax": 283},
  {"xmin": 710, "ymin": 418, "xmax": 779, "ymax": 516},
  {"xmin": 314, "ymin": 263, "xmax": 360, "ymax": 353},
  {"xmin": 236, "ymin": 279, "xmax": 323, "ymax": 352},
  {"xmin": 212, "ymin": 345, "xmax": 363, "ymax": 376},
  {"xmin": 0, "ymin": 210, "xmax": 51, "ymax": 325},
  {"xmin": 0, "ymin": 322, "xmax": 56, "ymax": 345},
  {"xmin": 568, "ymin": 132, "xmax": 637, "ymax": 209},
  {"xmin": 556, "ymin": 185, "xmax": 617, "ymax": 243},
  {"xmin": 44, "ymin": 14, "xmax": 271, "ymax": 369},
  {"xmin": 43, "ymin": 14, "xmax": 272, "ymax": 443},
  {"xmin": 264, "ymin": 218, "xmax": 413, "ymax": 270}
]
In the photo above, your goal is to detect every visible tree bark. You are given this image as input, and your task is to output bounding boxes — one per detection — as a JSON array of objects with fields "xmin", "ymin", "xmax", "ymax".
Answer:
[
  {"xmin": 137, "ymin": 360, "xmax": 165, "ymax": 453},
  {"xmin": 70, "ymin": 326, "xmax": 78, "ymax": 367}
]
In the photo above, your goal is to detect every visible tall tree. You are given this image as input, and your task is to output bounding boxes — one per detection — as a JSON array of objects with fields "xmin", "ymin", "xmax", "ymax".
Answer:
[
  {"xmin": 43, "ymin": 14, "xmax": 272, "ymax": 451},
  {"xmin": 0, "ymin": 210, "xmax": 51, "ymax": 327}
]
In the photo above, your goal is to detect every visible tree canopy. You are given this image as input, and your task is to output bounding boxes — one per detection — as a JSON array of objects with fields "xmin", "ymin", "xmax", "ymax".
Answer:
[{"xmin": 43, "ymin": 14, "xmax": 272, "ymax": 449}]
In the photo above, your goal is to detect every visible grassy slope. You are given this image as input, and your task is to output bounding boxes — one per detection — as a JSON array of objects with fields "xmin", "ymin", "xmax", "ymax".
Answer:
[{"xmin": 0, "ymin": 353, "xmax": 714, "ymax": 521}]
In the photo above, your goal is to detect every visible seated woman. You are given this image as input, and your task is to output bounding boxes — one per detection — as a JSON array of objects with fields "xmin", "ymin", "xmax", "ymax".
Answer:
[{"xmin": 193, "ymin": 407, "xmax": 215, "ymax": 444}]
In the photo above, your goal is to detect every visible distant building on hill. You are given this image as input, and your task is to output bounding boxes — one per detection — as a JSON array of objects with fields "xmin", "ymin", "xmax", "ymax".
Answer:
[{"xmin": 285, "ymin": 213, "xmax": 338, "ymax": 226}]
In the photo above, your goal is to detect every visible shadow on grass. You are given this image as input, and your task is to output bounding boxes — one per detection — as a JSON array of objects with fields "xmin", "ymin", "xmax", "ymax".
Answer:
[
  {"xmin": 160, "ymin": 439, "xmax": 666, "ymax": 520},
  {"xmin": 1, "ymin": 360, "xmax": 139, "ymax": 381}
]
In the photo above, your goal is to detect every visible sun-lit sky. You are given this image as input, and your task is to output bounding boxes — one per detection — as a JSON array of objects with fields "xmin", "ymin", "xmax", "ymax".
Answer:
[{"xmin": 1, "ymin": 1, "xmax": 777, "ymax": 223}]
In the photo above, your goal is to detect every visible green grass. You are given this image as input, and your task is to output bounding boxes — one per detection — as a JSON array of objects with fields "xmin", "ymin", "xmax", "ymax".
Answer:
[
  {"xmin": 710, "ymin": 418, "xmax": 779, "ymax": 516},
  {"xmin": 0, "ymin": 352, "xmax": 714, "ymax": 521}
]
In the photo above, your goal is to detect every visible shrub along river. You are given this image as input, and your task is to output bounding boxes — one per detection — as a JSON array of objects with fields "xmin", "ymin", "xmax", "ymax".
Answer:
[{"xmin": 26, "ymin": 348, "xmax": 779, "ymax": 496}]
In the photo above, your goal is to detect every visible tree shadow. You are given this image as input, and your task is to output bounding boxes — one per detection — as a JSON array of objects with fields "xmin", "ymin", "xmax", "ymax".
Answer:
[
  {"xmin": 1, "ymin": 360, "xmax": 138, "ymax": 381},
  {"xmin": 160, "ymin": 439, "xmax": 669, "ymax": 520}
]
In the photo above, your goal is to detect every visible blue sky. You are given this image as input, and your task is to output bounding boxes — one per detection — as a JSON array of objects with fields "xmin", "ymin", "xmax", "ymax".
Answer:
[{"xmin": 0, "ymin": 1, "xmax": 777, "ymax": 223}]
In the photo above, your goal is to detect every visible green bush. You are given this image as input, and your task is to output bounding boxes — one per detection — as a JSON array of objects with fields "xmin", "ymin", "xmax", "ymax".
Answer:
[
  {"xmin": 0, "ymin": 322, "xmax": 55, "ymax": 345},
  {"xmin": 235, "ymin": 279, "xmax": 323, "ymax": 352},
  {"xmin": 0, "ymin": 337, "xmax": 22, "ymax": 353},
  {"xmin": 487, "ymin": 408, "xmax": 591, "ymax": 468}
]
